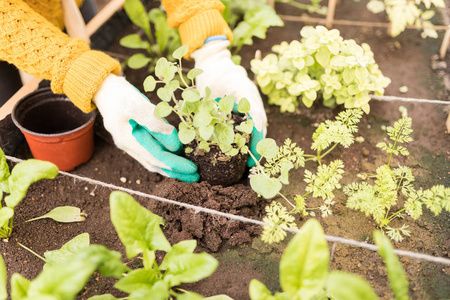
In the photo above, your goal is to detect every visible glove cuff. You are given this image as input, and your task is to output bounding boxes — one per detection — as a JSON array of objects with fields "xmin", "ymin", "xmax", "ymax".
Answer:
[
  {"xmin": 178, "ymin": 9, "xmax": 233, "ymax": 59},
  {"xmin": 57, "ymin": 50, "xmax": 121, "ymax": 113}
]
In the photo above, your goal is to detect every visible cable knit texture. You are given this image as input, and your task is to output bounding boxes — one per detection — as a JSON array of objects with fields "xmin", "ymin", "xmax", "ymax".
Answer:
[
  {"xmin": 24, "ymin": 0, "xmax": 84, "ymax": 29},
  {"xmin": 0, "ymin": 0, "xmax": 120, "ymax": 113},
  {"xmin": 162, "ymin": 0, "xmax": 233, "ymax": 58}
]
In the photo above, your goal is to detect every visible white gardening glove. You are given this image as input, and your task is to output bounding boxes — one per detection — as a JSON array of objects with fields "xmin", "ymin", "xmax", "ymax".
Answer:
[
  {"xmin": 190, "ymin": 40, "xmax": 268, "ymax": 167},
  {"xmin": 93, "ymin": 74, "xmax": 199, "ymax": 182}
]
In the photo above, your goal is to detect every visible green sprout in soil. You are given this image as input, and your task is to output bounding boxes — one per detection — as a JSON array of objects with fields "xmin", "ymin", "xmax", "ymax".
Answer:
[
  {"xmin": 344, "ymin": 114, "xmax": 450, "ymax": 242},
  {"xmin": 0, "ymin": 148, "xmax": 58, "ymax": 239},
  {"xmin": 249, "ymin": 219, "xmax": 410, "ymax": 300},
  {"xmin": 145, "ymin": 46, "xmax": 253, "ymax": 158},
  {"xmin": 249, "ymin": 109, "xmax": 363, "ymax": 243},
  {"xmin": 3, "ymin": 192, "xmax": 221, "ymax": 300}
]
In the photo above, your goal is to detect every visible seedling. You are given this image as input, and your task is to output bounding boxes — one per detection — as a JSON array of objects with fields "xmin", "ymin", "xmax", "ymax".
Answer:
[
  {"xmin": 249, "ymin": 219, "xmax": 410, "ymax": 299},
  {"xmin": 344, "ymin": 114, "xmax": 450, "ymax": 242},
  {"xmin": 147, "ymin": 46, "xmax": 253, "ymax": 156},
  {"xmin": 365, "ymin": 0, "xmax": 444, "ymax": 38},
  {"xmin": 249, "ymin": 109, "xmax": 363, "ymax": 243},
  {"xmin": 120, "ymin": 0, "xmax": 181, "ymax": 72},
  {"xmin": 0, "ymin": 148, "xmax": 58, "ymax": 239},
  {"xmin": 121, "ymin": 0, "xmax": 284, "ymax": 68},
  {"xmin": 146, "ymin": 46, "xmax": 254, "ymax": 185},
  {"xmin": 221, "ymin": 1, "xmax": 284, "ymax": 64},
  {"xmin": 251, "ymin": 25, "xmax": 391, "ymax": 113},
  {"xmin": 1, "ymin": 192, "xmax": 220, "ymax": 299}
]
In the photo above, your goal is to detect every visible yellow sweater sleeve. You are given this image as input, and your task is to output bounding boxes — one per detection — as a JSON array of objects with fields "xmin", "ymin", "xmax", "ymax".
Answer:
[
  {"xmin": 162, "ymin": 0, "xmax": 233, "ymax": 58},
  {"xmin": 0, "ymin": 0, "xmax": 121, "ymax": 113}
]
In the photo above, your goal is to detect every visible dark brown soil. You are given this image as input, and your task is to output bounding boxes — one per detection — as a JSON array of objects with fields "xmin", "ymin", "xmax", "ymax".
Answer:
[
  {"xmin": 1, "ymin": 0, "xmax": 449, "ymax": 299},
  {"xmin": 184, "ymin": 113, "xmax": 251, "ymax": 186},
  {"xmin": 185, "ymin": 144, "xmax": 249, "ymax": 186}
]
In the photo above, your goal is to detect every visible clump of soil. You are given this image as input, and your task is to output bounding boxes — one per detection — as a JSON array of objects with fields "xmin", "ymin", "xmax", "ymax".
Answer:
[
  {"xmin": 184, "ymin": 145, "xmax": 248, "ymax": 186},
  {"xmin": 152, "ymin": 179, "xmax": 269, "ymax": 252},
  {"xmin": 184, "ymin": 114, "xmax": 250, "ymax": 186}
]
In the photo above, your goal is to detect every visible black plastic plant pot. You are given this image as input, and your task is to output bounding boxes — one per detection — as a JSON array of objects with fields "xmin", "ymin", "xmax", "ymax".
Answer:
[{"xmin": 185, "ymin": 145, "xmax": 249, "ymax": 187}]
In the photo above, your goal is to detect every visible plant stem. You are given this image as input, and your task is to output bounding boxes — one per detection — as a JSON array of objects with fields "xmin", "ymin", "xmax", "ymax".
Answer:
[
  {"xmin": 303, "ymin": 154, "xmax": 318, "ymax": 162},
  {"xmin": 388, "ymin": 140, "xmax": 398, "ymax": 167},
  {"xmin": 388, "ymin": 208, "xmax": 406, "ymax": 221},
  {"xmin": 318, "ymin": 143, "xmax": 338, "ymax": 162},
  {"xmin": 153, "ymin": 260, "xmax": 162, "ymax": 277},
  {"xmin": 177, "ymin": 60, "xmax": 191, "ymax": 88},
  {"xmin": 18, "ymin": 242, "xmax": 47, "ymax": 263},
  {"xmin": 278, "ymin": 192, "xmax": 295, "ymax": 209}
]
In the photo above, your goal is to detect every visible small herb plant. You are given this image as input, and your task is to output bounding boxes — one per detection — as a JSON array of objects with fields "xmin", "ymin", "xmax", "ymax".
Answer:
[
  {"xmin": 251, "ymin": 25, "xmax": 391, "ymax": 113},
  {"xmin": 145, "ymin": 46, "xmax": 254, "ymax": 158},
  {"xmin": 249, "ymin": 109, "xmax": 363, "ymax": 243},
  {"xmin": 344, "ymin": 114, "xmax": 450, "ymax": 242},
  {"xmin": 221, "ymin": 0, "xmax": 284, "ymax": 64},
  {"xmin": 249, "ymin": 219, "xmax": 410, "ymax": 300},
  {"xmin": 1, "ymin": 191, "xmax": 219, "ymax": 299},
  {"xmin": 365, "ymin": 0, "xmax": 445, "ymax": 38},
  {"xmin": 0, "ymin": 148, "xmax": 58, "ymax": 239},
  {"xmin": 120, "ymin": 0, "xmax": 181, "ymax": 72}
]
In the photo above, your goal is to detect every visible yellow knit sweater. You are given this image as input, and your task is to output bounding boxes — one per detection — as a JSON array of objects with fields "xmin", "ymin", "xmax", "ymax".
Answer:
[{"xmin": 0, "ymin": 0, "xmax": 232, "ymax": 113}]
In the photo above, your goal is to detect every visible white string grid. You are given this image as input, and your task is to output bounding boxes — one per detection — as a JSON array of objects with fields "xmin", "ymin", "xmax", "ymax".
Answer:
[
  {"xmin": 5, "ymin": 154, "xmax": 450, "ymax": 266},
  {"xmin": 371, "ymin": 95, "xmax": 449, "ymax": 105}
]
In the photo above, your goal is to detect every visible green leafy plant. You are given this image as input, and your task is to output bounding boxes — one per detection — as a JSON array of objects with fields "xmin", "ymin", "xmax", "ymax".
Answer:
[
  {"xmin": 365, "ymin": 0, "xmax": 445, "ymax": 38},
  {"xmin": 121, "ymin": 0, "xmax": 284, "ymax": 70},
  {"xmin": 0, "ymin": 148, "xmax": 58, "ymax": 239},
  {"xmin": 1, "ymin": 191, "xmax": 220, "ymax": 299},
  {"xmin": 7, "ymin": 242, "xmax": 126, "ymax": 300},
  {"xmin": 120, "ymin": 0, "xmax": 181, "ymax": 72},
  {"xmin": 249, "ymin": 109, "xmax": 363, "ymax": 243},
  {"xmin": 146, "ymin": 46, "xmax": 254, "ymax": 157},
  {"xmin": 249, "ymin": 218, "xmax": 410, "ymax": 300},
  {"xmin": 110, "ymin": 191, "xmax": 219, "ymax": 299},
  {"xmin": 344, "ymin": 114, "xmax": 450, "ymax": 242},
  {"xmin": 251, "ymin": 25, "xmax": 391, "ymax": 113},
  {"xmin": 221, "ymin": 0, "xmax": 284, "ymax": 64}
]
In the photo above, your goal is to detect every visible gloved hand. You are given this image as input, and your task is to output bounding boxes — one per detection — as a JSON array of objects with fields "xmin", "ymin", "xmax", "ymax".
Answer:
[
  {"xmin": 190, "ymin": 39, "xmax": 268, "ymax": 167},
  {"xmin": 93, "ymin": 74, "xmax": 199, "ymax": 182}
]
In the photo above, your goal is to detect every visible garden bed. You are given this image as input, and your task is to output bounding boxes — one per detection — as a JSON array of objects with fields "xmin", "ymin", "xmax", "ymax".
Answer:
[{"xmin": 1, "ymin": 0, "xmax": 449, "ymax": 299}]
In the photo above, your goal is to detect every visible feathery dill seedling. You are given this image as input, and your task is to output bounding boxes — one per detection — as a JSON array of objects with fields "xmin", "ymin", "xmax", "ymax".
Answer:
[
  {"xmin": 249, "ymin": 109, "xmax": 363, "ymax": 243},
  {"xmin": 344, "ymin": 115, "xmax": 449, "ymax": 242}
]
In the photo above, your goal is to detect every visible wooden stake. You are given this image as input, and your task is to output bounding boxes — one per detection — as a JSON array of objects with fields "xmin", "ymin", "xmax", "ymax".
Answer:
[
  {"xmin": 446, "ymin": 113, "xmax": 450, "ymax": 134},
  {"xmin": 325, "ymin": 0, "xmax": 337, "ymax": 29},
  {"xmin": 0, "ymin": 77, "xmax": 42, "ymax": 121},
  {"xmin": 268, "ymin": 0, "xmax": 275, "ymax": 9},
  {"xmin": 62, "ymin": 0, "xmax": 90, "ymax": 43},
  {"xmin": 440, "ymin": 28, "xmax": 450, "ymax": 59},
  {"xmin": 86, "ymin": 0, "xmax": 125, "ymax": 36}
]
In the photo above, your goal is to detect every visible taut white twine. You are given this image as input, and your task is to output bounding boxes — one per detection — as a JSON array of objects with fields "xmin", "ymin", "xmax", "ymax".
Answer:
[
  {"xmin": 371, "ymin": 95, "xmax": 450, "ymax": 105},
  {"xmin": 5, "ymin": 155, "xmax": 450, "ymax": 266}
]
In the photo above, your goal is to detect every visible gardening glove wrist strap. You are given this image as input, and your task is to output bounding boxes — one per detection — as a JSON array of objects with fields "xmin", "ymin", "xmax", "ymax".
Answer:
[
  {"xmin": 93, "ymin": 74, "xmax": 199, "ymax": 182},
  {"xmin": 191, "ymin": 40, "xmax": 267, "ymax": 167}
]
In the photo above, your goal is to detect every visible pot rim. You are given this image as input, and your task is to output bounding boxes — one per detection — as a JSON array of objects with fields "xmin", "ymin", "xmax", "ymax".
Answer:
[{"xmin": 11, "ymin": 87, "xmax": 97, "ymax": 138}]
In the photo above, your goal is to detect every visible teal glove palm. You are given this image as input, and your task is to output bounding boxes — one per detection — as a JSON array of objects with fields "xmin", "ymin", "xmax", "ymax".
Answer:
[
  {"xmin": 191, "ymin": 40, "xmax": 267, "ymax": 167},
  {"xmin": 93, "ymin": 74, "xmax": 199, "ymax": 182}
]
